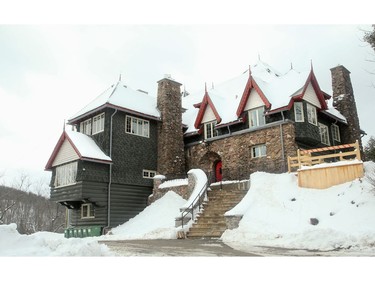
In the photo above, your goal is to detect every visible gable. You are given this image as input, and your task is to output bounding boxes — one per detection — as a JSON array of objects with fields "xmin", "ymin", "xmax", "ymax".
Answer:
[
  {"xmin": 52, "ymin": 138, "xmax": 79, "ymax": 167},
  {"xmin": 243, "ymin": 88, "xmax": 265, "ymax": 111},
  {"xmin": 202, "ymin": 104, "xmax": 217, "ymax": 123},
  {"xmin": 302, "ymin": 82, "xmax": 321, "ymax": 109}
]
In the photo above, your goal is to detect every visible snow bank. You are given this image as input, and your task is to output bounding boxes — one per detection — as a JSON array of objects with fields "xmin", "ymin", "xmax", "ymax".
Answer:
[
  {"xmin": 180, "ymin": 169, "xmax": 207, "ymax": 210},
  {"xmin": 103, "ymin": 191, "xmax": 186, "ymax": 239},
  {"xmin": 159, "ymin": 178, "xmax": 188, "ymax": 189},
  {"xmin": 0, "ymin": 223, "xmax": 112, "ymax": 256},
  {"xmin": 222, "ymin": 161, "xmax": 375, "ymax": 251}
]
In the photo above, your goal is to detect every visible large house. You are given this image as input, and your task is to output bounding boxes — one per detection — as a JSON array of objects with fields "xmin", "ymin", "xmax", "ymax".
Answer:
[{"xmin": 45, "ymin": 60, "xmax": 365, "ymax": 234}]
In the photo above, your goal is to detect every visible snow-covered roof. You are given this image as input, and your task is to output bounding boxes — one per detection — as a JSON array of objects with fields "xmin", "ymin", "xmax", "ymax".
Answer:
[
  {"xmin": 69, "ymin": 80, "xmax": 160, "ymax": 123},
  {"xmin": 65, "ymin": 130, "xmax": 112, "ymax": 162},
  {"xmin": 183, "ymin": 60, "xmax": 343, "ymax": 133},
  {"xmin": 45, "ymin": 130, "xmax": 112, "ymax": 170}
]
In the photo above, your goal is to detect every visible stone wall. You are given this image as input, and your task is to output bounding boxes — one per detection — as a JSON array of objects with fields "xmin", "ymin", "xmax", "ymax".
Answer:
[
  {"xmin": 148, "ymin": 173, "xmax": 194, "ymax": 205},
  {"xmin": 185, "ymin": 121, "xmax": 298, "ymax": 180}
]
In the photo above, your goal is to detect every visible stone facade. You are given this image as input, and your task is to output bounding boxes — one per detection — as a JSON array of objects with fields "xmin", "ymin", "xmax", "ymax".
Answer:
[
  {"xmin": 157, "ymin": 77, "xmax": 186, "ymax": 178},
  {"xmin": 331, "ymin": 65, "xmax": 363, "ymax": 152},
  {"xmin": 185, "ymin": 121, "xmax": 298, "ymax": 180}
]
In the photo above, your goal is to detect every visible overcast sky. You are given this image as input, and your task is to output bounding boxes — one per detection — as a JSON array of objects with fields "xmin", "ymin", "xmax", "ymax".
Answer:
[{"xmin": 0, "ymin": 4, "xmax": 374, "ymax": 189}]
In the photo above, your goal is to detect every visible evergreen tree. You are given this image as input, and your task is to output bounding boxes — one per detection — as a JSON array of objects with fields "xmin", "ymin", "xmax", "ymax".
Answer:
[{"xmin": 364, "ymin": 136, "xmax": 375, "ymax": 162}]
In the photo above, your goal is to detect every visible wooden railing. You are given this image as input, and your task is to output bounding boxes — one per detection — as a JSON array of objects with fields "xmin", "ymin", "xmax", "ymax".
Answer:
[{"xmin": 287, "ymin": 140, "xmax": 361, "ymax": 173}]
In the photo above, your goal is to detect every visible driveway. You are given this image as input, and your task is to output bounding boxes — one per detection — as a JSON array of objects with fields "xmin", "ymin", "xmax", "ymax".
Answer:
[{"xmin": 99, "ymin": 238, "xmax": 259, "ymax": 256}]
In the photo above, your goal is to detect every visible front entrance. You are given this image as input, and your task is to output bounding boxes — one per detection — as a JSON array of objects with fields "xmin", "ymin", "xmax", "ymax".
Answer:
[{"xmin": 215, "ymin": 161, "xmax": 223, "ymax": 182}]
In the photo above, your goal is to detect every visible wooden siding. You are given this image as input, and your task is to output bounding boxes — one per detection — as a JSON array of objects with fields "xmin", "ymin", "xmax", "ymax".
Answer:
[
  {"xmin": 202, "ymin": 104, "xmax": 216, "ymax": 123},
  {"xmin": 244, "ymin": 88, "xmax": 265, "ymax": 111},
  {"xmin": 52, "ymin": 138, "xmax": 79, "ymax": 167},
  {"xmin": 298, "ymin": 162, "xmax": 364, "ymax": 189},
  {"xmin": 302, "ymin": 82, "xmax": 321, "ymax": 108},
  {"xmin": 68, "ymin": 181, "xmax": 108, "ymax": 227},
  {"xmin": 109, "ymin": 183, "xmax": 152, "ymax": 227}
]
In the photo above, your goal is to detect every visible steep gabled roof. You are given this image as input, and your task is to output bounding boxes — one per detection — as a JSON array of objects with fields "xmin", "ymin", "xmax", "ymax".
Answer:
[
  {"xmin": 68, "ymin": 80, "xmax": 160, "ymax": 124},
  {"xmin": 183, "ymin": 60, "xmax": 335, "ymax": 134},
  {"xmin": 236, "ymin": 73, "xmax": 271, "ymax": 117},
  {"xmin": 194, "ymin": 88, "xmax": 222, "ymax": 129},
  {"xmin": 45, "ymin": 130, "xmax": 112, "ymax": 171}
]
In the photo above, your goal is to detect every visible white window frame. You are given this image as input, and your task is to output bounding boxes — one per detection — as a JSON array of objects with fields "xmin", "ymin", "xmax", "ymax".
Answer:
[
  {"xmin": 319, "ymin": 123, "xmax": 330, "ymax": 145},
  {"xmin": 81, "ymin": 203, "xmax": 95, "ymax": 219},
  {"xmin": 80, "ymin": 119, "xmax": 92, "ymax": 135},
  {"xmin": 204, "ymin": 121, "xmax": 218, "ymax": 139},
  {"xmin": 331, "ymin": 124, "xmax": 340, "ymax": 142},
  {"xmin": 294, "ymin": 102, "xmax": 304, "ymax": 122},
  {"xmin": 251, "ymin": 144, "xmax": 267, "ymax": 158},
  {"xmin": 143, "ymin": 169, "xmax": 157, "ymax": 179},
  {"xmin": 92, "ymin": 113, "xmax": 105, "ymax": 135},
  {"xmin": 248, "ymin": 106, "xmax": 266, "ymax": 128},
  {"xmin": 54, "ymin": 162, "xmax": 78, "ymax": 187},
  {"xmin": 125, "ymin": 115, "xmax": 150, "ymax": 138},
  {"xmin": 306, "ymin": 103, "xmax": 317, "ymax": 126}
]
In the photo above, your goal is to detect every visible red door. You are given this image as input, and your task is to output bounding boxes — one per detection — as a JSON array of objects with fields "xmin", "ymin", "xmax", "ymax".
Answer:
[{"xmin": 215, "ymin": 161, "xmax": 223, "ymax": 182}]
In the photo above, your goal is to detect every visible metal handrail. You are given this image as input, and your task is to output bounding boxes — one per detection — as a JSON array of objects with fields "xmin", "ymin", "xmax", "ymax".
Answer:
[{"xmin": 180, "ymin": 180, "xmax": 209, "ymax": 229}]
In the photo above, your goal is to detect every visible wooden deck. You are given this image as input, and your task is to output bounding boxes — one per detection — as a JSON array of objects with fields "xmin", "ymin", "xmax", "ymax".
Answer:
[{"xmin": 288, "ymin": 141, "xmax": 364, "ymax": 189}]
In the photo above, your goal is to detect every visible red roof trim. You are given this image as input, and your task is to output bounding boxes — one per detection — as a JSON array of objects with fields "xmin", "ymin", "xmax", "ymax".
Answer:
[
  {"xmin": 236, "ymin": 76, "xmax": 271, "ymax": 117},
  {"xmin": 45, "ymin": 131, "xmax": 112, "ymax": 171},
  {"xmin": 295, "ymin": 69, "xmax": 328, "ymax": 110},
  {"xmin": 194, "ymin": 93, "xmax": 222, "ymax": 129}
]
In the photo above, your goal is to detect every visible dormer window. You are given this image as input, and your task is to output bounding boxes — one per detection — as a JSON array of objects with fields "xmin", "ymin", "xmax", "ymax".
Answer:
[
  {"xmin": 331, "ymin": 124, "xmax": 340, "ymax": 142},
  {"xmin": 249, "ymin": 107, "xmax": 265, "ymax": 128},
  {"xmin": 319, "ymin": 123, "xmax": 330, "ymax": 145},
  {"xmin": 307, "ymin": 103, "xmax": 317, "ymax": 126},
  {"xmin": 294, "ymin": 102, "xmax": 304, "ymax": 122},
  {"xmin": 204, "ymin": 121, "xmax": 218, "ymax": 139}
]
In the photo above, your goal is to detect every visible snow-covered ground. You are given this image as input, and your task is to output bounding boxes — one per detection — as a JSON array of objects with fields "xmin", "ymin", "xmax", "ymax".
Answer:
[{"xmin": 2, "ymin": 161, "xmax": 375, "ymax": 259}]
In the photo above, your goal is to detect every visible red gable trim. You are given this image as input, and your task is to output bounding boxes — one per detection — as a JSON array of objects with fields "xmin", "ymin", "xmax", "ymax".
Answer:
[
  {"xmin": 45, "ymin": 131, "xmax": 112, "ymax": 171},
  {"xmin": 194, "ymin": 93, "xmax": 222, "ymax": 129},
  {"xmin": 45, "ymin": 131, "xmax": 73, "ymax": 171},
  {"xmin": 236, "ymin": 76, "xmax": 271, "ymax": 117},
  {"xmin": 291, "ymin": 69, "xmax": 328, "ymax": 110}
]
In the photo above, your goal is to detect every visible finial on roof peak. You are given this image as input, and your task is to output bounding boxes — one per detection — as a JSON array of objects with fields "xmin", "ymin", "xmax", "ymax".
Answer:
[
  {"xmin": 63, "ymin": 119, "xmax": 66, "ymax": 132},
  {"xmin": 258, "ymin": 53, "xmax": 261, "ymax": 61},
  {"xmin": 290, "ymin": 62, "xmax": 293, "ymax": 70},
  {"xmin": 205, "ymin": 82, "xmax": 208, "ymax": 94},
  {"xmin": 310, "ymin": 59, "xmax": 314, "ymax": 71},
  {"xmin": 249, "ymin": 65, "xmax": 252, "ymax": 77},
  {"xmin": 119, "ymin": 73, "xmax": 122, "ymax": 82}
]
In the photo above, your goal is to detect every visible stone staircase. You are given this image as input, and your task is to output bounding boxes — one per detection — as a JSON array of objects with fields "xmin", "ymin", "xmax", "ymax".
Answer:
[{"xmin": 186, "ymin": 182, "xmax": 249, "ymax": 239}]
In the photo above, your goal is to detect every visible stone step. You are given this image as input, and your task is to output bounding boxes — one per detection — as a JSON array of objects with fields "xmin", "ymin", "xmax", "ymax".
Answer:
[{"xmin": 189, "ymin": 223, "xmax": 227, "ymax": 229}]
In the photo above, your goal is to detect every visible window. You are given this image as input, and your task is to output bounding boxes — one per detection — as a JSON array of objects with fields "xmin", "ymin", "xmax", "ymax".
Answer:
[
  {"xmin": 81, "ymin": 204, "xmax": 95, "ymax": 219},
  {"xmin": 92, "ymin": 113, "xmax": 105, "ymax": 135},
  {"xmin": 80, "ymin": 119, "xmax": 92, "ymax": 135},
  {"xmin": 143, "ymin": 169, "xmax": 157, "ymax": 179},
  {"xmin": 204, "ymin": 121, "xmax": 218, "ymax": 139},
  {"xmin": 319, "ymin": 123, "xmax": 330, "ymax": 145},
  {"xmin": 306, "ymin": 103, "xmax": 317, "ymax": 126},
  {"xmin": 331, "ymin": 124, "xmax": 340, "ymax": 142},
  {"xmin": 251, "ymin": 144, "xmax": 267, "ymax": 158},
  {"xmin": 125, "ymin": 115, "xmax": 150, "ymax": 137},
  {"xmin": 54, "ymin": 162, "xmax": 77, "ymax": 187},
  {"xmin": 249, "ymin": 107, "xmax": 265, "ymax": 128},
  {"xmin": 294, "ymin": 102, "xmax": 304, "ymax": 122}
]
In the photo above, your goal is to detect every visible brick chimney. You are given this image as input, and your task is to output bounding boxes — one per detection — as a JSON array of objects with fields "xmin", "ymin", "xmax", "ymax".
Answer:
[
  {"xmin": 330, "ymin": 65, "xmax": 363, "ymax": 153},
  {"xmin": 156, "ymin": 75, "xmax": 186, "ymax": 178}
]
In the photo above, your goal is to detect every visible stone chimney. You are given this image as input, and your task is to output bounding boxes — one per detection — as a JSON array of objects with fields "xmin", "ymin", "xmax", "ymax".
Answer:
[
  {"xmin": 330, "ymin": 65, "xmax": 363, "ymax": 152},
  {"xmin": 156, "ymin": 75, "xmax": 186, "ymax": 178}
]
